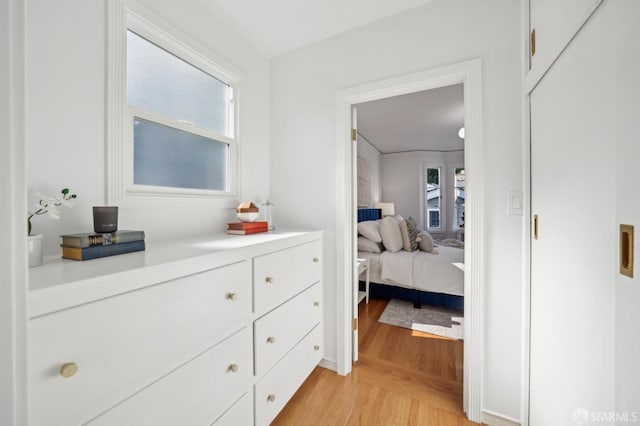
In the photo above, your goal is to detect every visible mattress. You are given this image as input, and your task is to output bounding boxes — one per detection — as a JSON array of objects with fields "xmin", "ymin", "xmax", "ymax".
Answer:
[{"xmin": 358, "ymin": 246, "xmax": 464, "ymax": 296}]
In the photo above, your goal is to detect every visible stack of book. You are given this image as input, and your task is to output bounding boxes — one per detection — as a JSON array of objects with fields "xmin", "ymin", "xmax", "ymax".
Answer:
[
  {"xmin": 227, "ymin": 221, "xmax": 268, "ymax": 235},
  {"xmin": 60, "ymin": 230, "xmax": 146, "ymax": 261}
]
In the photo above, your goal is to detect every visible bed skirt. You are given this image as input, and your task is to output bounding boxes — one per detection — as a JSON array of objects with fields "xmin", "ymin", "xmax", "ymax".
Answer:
[{"xmin": 360, "ymin": 281, "xmax": 464, "ymax": 311}]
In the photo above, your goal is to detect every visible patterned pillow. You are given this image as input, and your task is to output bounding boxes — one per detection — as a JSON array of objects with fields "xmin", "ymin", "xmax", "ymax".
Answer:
[
  {"xmin": 406, "ymin": 217, "xmax": 420, "ymax": 251},
  {"xmin": 400, "ymin": 217, "xmax": 419, "ymax": 251}
]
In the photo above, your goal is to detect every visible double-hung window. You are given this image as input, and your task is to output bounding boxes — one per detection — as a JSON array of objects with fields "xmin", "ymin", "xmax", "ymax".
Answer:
[
  {"xmin": 425, "ymin": 166, "xmax": 442, "ymax": 232},
  {"xmin": 108, "ymin": 3, "xmax": 240, "ymax": 205}
]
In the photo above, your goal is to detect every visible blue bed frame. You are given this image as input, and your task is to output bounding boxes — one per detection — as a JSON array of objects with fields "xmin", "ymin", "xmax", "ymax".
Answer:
[{"xmin": 357, "ymin": 208, "xmax": 464, "ymax": 311}]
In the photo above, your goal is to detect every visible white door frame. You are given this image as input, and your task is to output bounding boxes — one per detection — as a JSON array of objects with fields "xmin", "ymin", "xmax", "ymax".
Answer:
[
  {"xmin": 1, "ymin": 0, "xmax": 28, "ymax": 424},
  {"xmin": 335, "ymin": 58, "xmax": 485, "ymax": 422}
]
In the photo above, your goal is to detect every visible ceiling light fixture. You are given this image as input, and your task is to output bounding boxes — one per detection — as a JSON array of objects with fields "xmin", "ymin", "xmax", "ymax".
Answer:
[{"xmin": 458, "ymin": 127, "xmax": 465, "ymax": 139}]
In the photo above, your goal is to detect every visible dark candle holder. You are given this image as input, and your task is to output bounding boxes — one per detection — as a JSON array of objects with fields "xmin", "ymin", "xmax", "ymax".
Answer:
[{"xmin": 93, "ymin": 206, "xmax": 118, "ymax": 233}]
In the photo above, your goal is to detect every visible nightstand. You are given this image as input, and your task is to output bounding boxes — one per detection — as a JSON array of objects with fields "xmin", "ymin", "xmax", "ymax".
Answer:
[{"xmin": 357, "ymin": 258, "xmax": 370, "ymax": 304}]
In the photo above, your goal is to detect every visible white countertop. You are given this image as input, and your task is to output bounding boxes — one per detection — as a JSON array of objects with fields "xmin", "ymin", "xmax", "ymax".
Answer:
[{"xmin": 29, "ymin": 229, "xmax": 322, "ymax": 318}]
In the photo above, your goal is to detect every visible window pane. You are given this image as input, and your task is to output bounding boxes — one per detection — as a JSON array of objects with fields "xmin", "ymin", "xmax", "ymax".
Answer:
[
  {"xmin": 127, "ymin": 31, "xmax": 229, "ymax": 134},
  {"xmin": 429, "ymin": 211, "xmax": 440, "ymax": 228},
  {"xmin": 426, "ymin": 167, "xmax": 441, "ymax": 229},
  {"xmin": 133, "ymin": 117, "xmax": 228, "ymax": 191},
  {"xmin": 454, "ymin": 168, "xmax": 465, "ymax": 228}
]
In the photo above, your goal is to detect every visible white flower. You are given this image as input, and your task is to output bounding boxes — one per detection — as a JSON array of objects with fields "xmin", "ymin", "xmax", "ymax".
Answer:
[
  {"xmin": 46, "ymin": 205, "xmax": 61, "ymax": 219},
  {"xmin": 30, "ymin": 190, "xmax": 48, "ymax": 200},
  {"xmin": 55, "ymin": 195, "xmax": 74, "ymax": 208},
  {"xmin": 27, "ymin": 188, "xmax": 77, "ymax": 227}
]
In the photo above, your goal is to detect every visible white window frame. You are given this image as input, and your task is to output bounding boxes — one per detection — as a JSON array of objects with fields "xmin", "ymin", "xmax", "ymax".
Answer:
[
  {"xmin": 421, "ymin": 163, "xmax": 444, "ymax": 233},
  {"xmin": 451, "ymin": 164, "xmax": 465, "ymax": 232},
  {"xmin": 107, "ymin": 1, "xmax": 242, "ymax": 206}
]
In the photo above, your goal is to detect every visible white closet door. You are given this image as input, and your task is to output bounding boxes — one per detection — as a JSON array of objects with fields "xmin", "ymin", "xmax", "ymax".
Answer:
[
  {"xmin": 614, "ymin": 0, "xmax": 640, "ymax": 415},
  {"xmin": 529, "ymin": 3, "xmax": 615, "ymax": 425},
  {"xmin": 528, "ymin": 0, "xmax": 602, "ymax": 76}
]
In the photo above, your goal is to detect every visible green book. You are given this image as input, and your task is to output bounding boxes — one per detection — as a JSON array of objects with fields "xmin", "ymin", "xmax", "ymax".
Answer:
[{"xmin": 60, "ymin": 230, "xmax": 145, "ymax": 248}]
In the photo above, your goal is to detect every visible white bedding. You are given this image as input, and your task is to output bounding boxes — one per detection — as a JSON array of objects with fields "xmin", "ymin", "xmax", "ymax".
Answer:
[{"xmin": 358, "ymin": 246, "xmax": 464, "ymax": 296}]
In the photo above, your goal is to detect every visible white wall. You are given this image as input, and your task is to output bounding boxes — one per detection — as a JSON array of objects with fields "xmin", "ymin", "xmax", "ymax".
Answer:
[
  {"xmin": 25, "ymin": 0, "xmax": 271, "ymax": 255},
  {"xmin": 382, "ymin": 150, "xmax": 463, "ymax": 236},
  {"xmin": 270, "ymin": 0, "xmax": 522, "ymax": 420},
  {"xmin": 615, "ymin": 0, "xmax": 640, "ymax": 415},
  {"xmin": 356, "ymin": 138, "xmax": 382, "ymax": 205}
]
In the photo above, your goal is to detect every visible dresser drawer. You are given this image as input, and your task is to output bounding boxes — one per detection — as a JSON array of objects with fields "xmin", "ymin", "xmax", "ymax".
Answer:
[
  {"xmin": 254, "ymin": 325, "xmax": 323, "ymax": 426},
  {"xmin": 89, "ymin": 327, "xmax": 251, "ymax": 425},
  {"xmin": 29, "ymin": 261, "xmax": 251, "ymax": 426},
  {"xmin": 254, "ymin": 282, "xmax": 321, "ymax": 376},
  {"xmin": 253, "ymin": 240, "xmax": 321, "ymax": 314},
  {"xmin": 211, "ymin": 392, "xmax": 252, "ymax": 426}
]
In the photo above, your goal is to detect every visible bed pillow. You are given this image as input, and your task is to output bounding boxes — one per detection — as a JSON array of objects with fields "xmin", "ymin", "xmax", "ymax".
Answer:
[
  {"xmin": 379, "ymin": 216, "xmax": 403, "ymax": 253},
  {"xmin": 400, "ymin": 217, "xmax": 420, "ymax": 251},
  {"xmin": 417, "ymin": 230, "xmax": 435, "ymax": 253},
  {"xmin": 357, "ymin": 220, "xmax": 382, "ymax": 243},
  {"xmin": 358, "ymin": 236, "xmax": 382, "ymax": 253},
  {"xmin": 392, "ymin": 214, "xmax": 404, "ymax": 223}
]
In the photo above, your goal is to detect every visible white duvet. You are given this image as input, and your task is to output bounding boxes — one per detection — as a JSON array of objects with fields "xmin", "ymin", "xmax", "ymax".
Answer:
[{"xmin": 378, "ymin": 246, "xmax": 464, "ymax": 296}]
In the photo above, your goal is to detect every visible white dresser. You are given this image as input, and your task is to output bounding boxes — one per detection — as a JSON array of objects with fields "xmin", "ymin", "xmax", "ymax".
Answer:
[{"xmin": 27, "ymin": 230, "xmax": 323, "ymax": 426}]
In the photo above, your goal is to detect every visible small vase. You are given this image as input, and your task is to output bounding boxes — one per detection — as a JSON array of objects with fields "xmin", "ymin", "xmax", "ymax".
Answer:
[{"xmin": 28, "ymin": 234, "xmax": 43, "ymax": 268}]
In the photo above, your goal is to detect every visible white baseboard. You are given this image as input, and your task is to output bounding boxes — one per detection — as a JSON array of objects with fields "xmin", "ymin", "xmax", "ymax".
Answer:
[
  {"xmin": 319, "ymin": 358, "xmax": 337, "ymax": 372},
  {"xmin": 482, "ymin": 409, "xmax": 520, "ymax": 426}
]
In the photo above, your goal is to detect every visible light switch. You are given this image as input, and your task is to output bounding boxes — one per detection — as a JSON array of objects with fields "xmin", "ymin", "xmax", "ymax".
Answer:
[{"xmin": 507, "ymin": 191, "xmax": 523, "ymax": 215}]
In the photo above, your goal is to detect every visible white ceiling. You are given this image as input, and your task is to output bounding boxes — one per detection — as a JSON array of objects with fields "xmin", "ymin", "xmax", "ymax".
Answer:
[
  {"xmin": 194, "ymin": 0, "xmax": 462, "ymax": 153},
  {"xmin": 356, "ymin": 84, "xmax": 465, "ymax": 154},
  {"xmin": 197, "ymin": 0, "xmax": 435, "ymax": 58}
]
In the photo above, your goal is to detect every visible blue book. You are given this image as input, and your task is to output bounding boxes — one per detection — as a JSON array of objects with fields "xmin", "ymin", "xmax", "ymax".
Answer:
[{"xmin": 61, "ymin": 240, "xmax": 145, "ymax": 261}]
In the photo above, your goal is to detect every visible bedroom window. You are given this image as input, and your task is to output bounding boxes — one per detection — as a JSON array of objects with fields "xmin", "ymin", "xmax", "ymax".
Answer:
[
  {"xmin": 107, "ymin": 3, "xmax": 241, "ymax": 205},
  {"xmin": 453, "ymin": 167, "xmax": 465, "ymax": 229},
  {"xmin": 425, "ymin": 167, "xmax": 442, "ymax": 231}
]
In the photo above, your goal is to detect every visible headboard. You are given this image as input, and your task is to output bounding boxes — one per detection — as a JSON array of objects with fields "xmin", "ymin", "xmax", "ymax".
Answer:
[{"xmin": 357, "ymin": 208, "xmax": 382, "ymax": 222}]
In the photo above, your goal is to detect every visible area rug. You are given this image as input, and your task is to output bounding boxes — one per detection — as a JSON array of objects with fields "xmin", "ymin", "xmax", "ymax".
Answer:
[{"xmin": 378, "ymin": 299, "xmax": 464, "ymax": 340}]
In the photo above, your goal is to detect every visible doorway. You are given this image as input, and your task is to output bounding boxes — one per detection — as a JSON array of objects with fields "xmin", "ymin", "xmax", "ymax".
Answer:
[{"xmin": 335, "ymin": 59, "xmax": 484, "ymax": 422}]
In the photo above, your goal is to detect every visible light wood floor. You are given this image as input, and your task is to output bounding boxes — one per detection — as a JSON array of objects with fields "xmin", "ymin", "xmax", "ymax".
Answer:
[{"xmin": 272, "ymin": 298, "xmax": 479, "ymax": 425}]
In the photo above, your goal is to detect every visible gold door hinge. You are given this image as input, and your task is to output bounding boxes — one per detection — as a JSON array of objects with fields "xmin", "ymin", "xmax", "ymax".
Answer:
[
  {"xmin": 533, "ymin": 214, "xmax": 539, "ymax": 240},
  {"xmin": 530, "ymin": 29, "xmax": 536, "ymax": 57},
  {"xmin": 351, "ymin": 128, "xmax": 357, "ymax": 142},
  {"xmin": 352, "ymin": 318, "xmax": 358, "ymax": 331}
]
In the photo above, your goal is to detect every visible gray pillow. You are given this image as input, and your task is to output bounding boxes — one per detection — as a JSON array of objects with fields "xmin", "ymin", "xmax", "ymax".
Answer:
[
  {"xmin": 357, "ymin": 220, "xmax": 382, "ymax": 243},
  {"xmin": 358, "ymin": 236, "xmax": 382, "ymax": 253},
  {"xmin": 400, "ymin": 217, "xmax": 419, "ymax": 251},
  {"xmin": 379, "ymin": 217, "xmax": 403, "ymax": 253},
  {"xmin": 417, "ymin": 231, "xmax": 435, "ymax": 253}
]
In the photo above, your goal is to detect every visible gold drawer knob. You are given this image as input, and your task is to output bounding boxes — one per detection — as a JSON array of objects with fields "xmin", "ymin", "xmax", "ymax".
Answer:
[
  {"xmin": 228, "ymin": 364, "xmax": 239, "ymax": 373},
  {"xmin": 313, "ymin": 257, "xmax": 319, "ymax": 263},
  {"xmin": 226, "ymin": 293, "xmax": 238, "ymax": 301},
  {"xmin": 265, "ymin": 277, "xmax": 274, "ymax": 284},
  {"xmin": 267, "ymin": 394, "xmax": 276, "ymax": 402},
  {"xmin": 313, "ymin": 301, "xmax": 320, "ymax": 307},
  {"xmin": 267, "ymin": 336, "xmax": 276, "ymax": 344},
  {"xmin": 59, "ymin": 362, "xmax": 78, "ymax": 378},
  {"xmin": 314, "ymin": 345, "xmax": 320, "ymax": 351}
]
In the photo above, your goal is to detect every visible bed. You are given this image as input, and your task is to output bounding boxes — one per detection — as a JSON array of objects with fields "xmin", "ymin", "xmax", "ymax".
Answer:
[{"xmin": 357, "ymin": 208, "xmax": 464, "ymax": 309}]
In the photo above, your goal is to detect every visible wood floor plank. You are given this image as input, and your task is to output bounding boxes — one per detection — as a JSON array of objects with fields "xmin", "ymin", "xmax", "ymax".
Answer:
[{"xmin": 272, "ymin": 298, "xmax": 479, "ymax": 425}]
